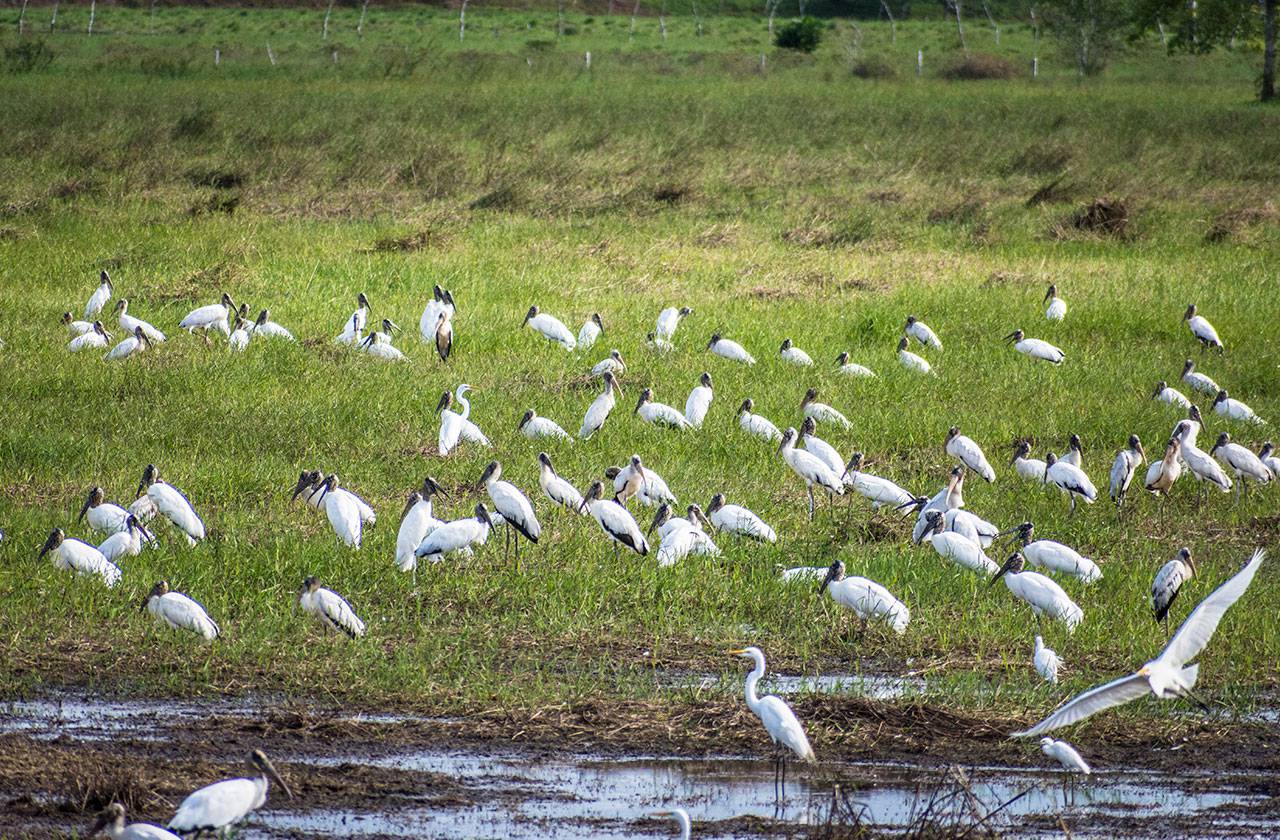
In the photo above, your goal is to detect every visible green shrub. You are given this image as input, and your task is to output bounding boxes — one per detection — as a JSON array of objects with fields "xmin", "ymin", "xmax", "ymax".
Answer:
[{"xmin": 774, "ymin": 17, "xmax": 822, "ymax": 54}]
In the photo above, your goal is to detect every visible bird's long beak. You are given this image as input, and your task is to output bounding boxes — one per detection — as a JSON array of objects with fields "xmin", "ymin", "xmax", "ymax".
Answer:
[
  {"xmin": 989, "ymin": 559, "xmax": 1015, "ymax": 588},
  {"xmin": 139, "ymin": 594, "xmax": 151, "ymax": 613},
  {"xmin": 134, "ymin": 479, "xmax": 146, "ymax": 499},
  {"xmin": 726, "ymin": 648, "xmax": 747, "ymax": 656},
  {"xmin": 266, "ymin": 763, "xmax": 293, "ymax": 799},
  {"xmin": 386, "ymin": 319, "xmax": 402, "ymax": 333},
  {"xmin": 290, "ymin": 475, "xmax": 311, "ymax": 501},
  {"xmin": 1043, "ymin": 288, "xmax": 1053, "ymax": 302},
  {"xmin": 818, "ymin": 566, "xmax": 837, "ymax": 595},
  {"xmin": 895, "ymin": 496, "xmax": 925, "ymax": 513},
  {"xmin": 1136, "ymin": 443, "xmax": 1147, "ymax": 464},
  {"xmin": 77, "ymin": 493, "xmax": 92, "ymax": 522},
  {"xmin": 37, "ymin": 532, "xmax": 57, "ymax": 560},
  {"xmin": 1002, "ymin": 331, "xmax": 1018, "ymax": 344}
]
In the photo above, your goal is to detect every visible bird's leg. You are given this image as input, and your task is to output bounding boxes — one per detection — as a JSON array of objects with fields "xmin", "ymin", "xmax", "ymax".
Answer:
[
  {"xmin": 612, "ymin": 542, "xmax": 619, "ymax": 562},
  {"xmin": 807, "ymin": 486, "xmax": 815, "ymax": 521},
  {"xmin": 780, "ymin": 752, "xmax": 788, "ymax": 802},
  {"xmin": 514, "ymin": 533, "xmax": 521, "ymax": 573},
  {"xmin": 1068, "ymin": 495, "xmax": 1077, "ymax": 517}
]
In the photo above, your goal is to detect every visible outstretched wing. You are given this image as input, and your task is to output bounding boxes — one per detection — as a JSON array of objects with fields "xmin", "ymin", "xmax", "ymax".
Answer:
[
  {"xmin": 1012, "ymin": 673, "xmax": 1151, "ymax": 738},
  {"xmin": 1160, "ymin": 549, "xmax": 1265, "ymax": 668}
]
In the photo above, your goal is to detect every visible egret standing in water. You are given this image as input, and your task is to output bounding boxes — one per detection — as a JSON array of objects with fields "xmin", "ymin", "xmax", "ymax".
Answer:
[
  {"xmin": 728, "ymin": 646, "xmax": 815, "ymax": 799},
  {"xmin": 650, "ymin": 808, "xmax": 692, "ymax": 840},
  {"xmin": 168, "ymin": 750, "xmax": 292, "ymax": 836}
]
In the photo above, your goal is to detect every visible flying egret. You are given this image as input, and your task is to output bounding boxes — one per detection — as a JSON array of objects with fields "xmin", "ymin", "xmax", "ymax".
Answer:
[
  {"xmin": 179, "ymin": 292, "xmax": 235, "ymax": 342},
  {"xmin": 650, "ymin": 808, "xmax": 692, "ymax": 840},
  {"xmin": 737, "ymin": 398, "xmax": 782, "ymax": 442},
  {"xmin": 98, "ymin": 515, "xmax": 153, "ymax": 563},
  {"xmin": 1014, "ymin": 549, "xmax": 1264, "ymax": 737},
  {"xmin": 896, "ymin": 337, "xmax": 933, "ymax": 374},
  {"xmin": 414, "ymin": 503, "xmax": 493, "ymax": 564},
  {"xmin": 105, "ymin": 326, "xmax": 151, "ymax": 361},
  {"xmin": 800, "ymin": 387, "xmax": 851, "ymax": 429},
  {"xmin": 1061, "ymin": 434, "xmax": 1084, "ymax": 469},
  {"xmin": 479, "ymin": 460, "xmax": 541, "ymax": 568},
  {"xmin": 1010, "ymin": 442, "xmax": 1048, "ymax": 484},
  {"xmin": 84, "ymin": 270, "xmax": 113, "ymax": 319},
  {"xmin": 707, "ymin": 333, "xmax": 755, "ymax": 364},
  {"xmin": 113, "ymin": 299, "xmax": 166, "ymax": 343},
  {"xmin": 1041, "ymin": 738, "xmax": 1090, "ymax": 774},
  {"xmin": 819, "ymin": 560, "xmax": 909, "ymax": 635},
  {"xmin": 1257, "ymin": 442, "xmax": 1280, "ymax": 477},
  {"xmin": 779, "ymin": 338, "xmax": 814, "ymax": 366},
  {"xmin": 1152, "ymin": 380, "xmax": 1193, "ymax": 410},
  {"xmin": 1044, "ymin": 453, "xmax": 1096, "ymax": 516},
  {"xmin": 684, "ymin": 372, "xmax": 713, "ymax": 428},
  {"xmin": 1109, "ymin": 434, "xmax": 1146, "ymax": 508},
  {"xmin": 315, "ymin": 474, "xmax": 363, "ymax": 548},
  {"xmin": 1183, "ymin": 304, "xmax": 1223, "ymax": 352},
  {"xmin": 590, "ymin": 349, "xmax": 626, "ymax": 377},
  {"xmin": 606, "ymin": 455, "xmax": 675, "ymax": 507},
  {"xmin": 38, "ymin": 528, "xmax": 121, "ymax": 587},
  {"xmin": 1007, "ymin": 522, "xmax": 1101, "ymax": 583},
  {"xmin": 946, "ymin": 426, "xmax": 995, "ymax": 482},
  {"xmin": 799, "ymin": 417, "xmax": 844, "ymax": 476},
  {"xmin": 1175, "ymin": 421, "xmax": 1232, "ymax": 500},
  {"xmin": 522, "ymin": 305, "xmax": 576, "ymax": 349},
  {"xmin": 68, "ymin": 321, "xmax": 111, "ymax": 352},
  {"xmin": 577, "ymin": 312, "xmax": 603, "ymax": 349},
  {"xmin": 635, "ymin": 387, "xmax": 693, "ymax": 430},
  {"xmin": 537, "ymin": 452, "xmax": 584, "ymax": 512},
  {"xmin": 647, "ymin": 331, "xmax": 675, "ymax": 353},
  {"xmin": 1144, "ymin": 435, "xmax": 1183, "ymax": 495},
  {"xmin": 1180, "ymin": 359, "xmax": 1220, "ymax": 396},
  {"xmin": 438, "ymin": 384, "xmax": 490, "ymax": 455},
  {"xmin": 78, "ymin": 486, "xmax": 131, "ymax": 534},
  {"xmin": 842, "ymin": 454, "xmax": 915, "ymax": 513},
  {"xmin": 419, "ymin": 284, "xmax": 455, "ymax": 343},
  {"xmin": 250, "ymin": 309, "xmax": 294, "ymax": 340},
  {"xmin": 835, "ymin": 351, "xmax": 876, "ymax": 378},
  {"xmin": 518, "ymin": 408, "xmax": 572, "ymax": 441},
  {"xmin": 904, "ymin": 315, "xmax": 942, "ymax": 349},
  {"xmin": 1210, "ymin": 432, "xmax": 1271, "ymax": 500},
  {"xmin": 1004, "ymin": 329, "xmax": 1064, "ymax": 365},
  {"xmin": 298, "ymin": 576, "xmax": 366, "ymax": 639},
  {"xmin": 706, "ymin": 493, "xmax": 775, "ymax": 542},
  {"xmin": 579, "ymin": 481, "xmax": 648, "ymax": 557},
  {"xmin": 921, "ymin": 510, "xmax": 999, "ymax": 575},
  {"xmin": 778, "ymin": 427, "xmax": 844, "ymax": 520},
  {"xmin": 1213, "ymin": 390, "xmax": 1265, "ymax": 425},
  {"xmin": 1043, "ymin": 285, "xmax": 1066, "ymax": 321},
  {"xmin": 228, "ymin": 316, "xmax": 251, "ymax": 352},
  {"xmin": 654, "ymin": 305, "xmax": 692, "ymax": 340},
  {"xmin": 141, "ymin": 580, "xmax": 219, "ymax": 640},
  {"xmin": 137, "ymin": 464, "xmax": 205, "ymax": 545},
  {"xmin": 728, "ymin": 646, "xmax": 815, "ymax": 798},
  {"xmin": 168, "ymin": 750, "xmax": 292, "ymax": 836},
  {"xmin": 579, "ymin": 371, "xmax": 622, "ymax": 439},
  {"xmin": 396, "ymin": 477, "xmax": 447, "ymax": 575},
  {"xmin": 990, "ymin": 552, "xmax": 1084, "ymax": 633},
  {"xmin": 1152, "ymin": 547, "xmax": 1196, "ymax": 634},
  {"xmin": 1034, "ymin": 636, "xmax": 1061, "ymax": 684},
  {"xmin": 88, "ymin": 802, "xmax": 182, "ymax": 840}
]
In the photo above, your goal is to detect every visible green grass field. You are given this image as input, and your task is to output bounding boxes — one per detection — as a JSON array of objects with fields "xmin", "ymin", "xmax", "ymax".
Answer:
[{"xmin": 1, "ymin": 5, "xmax": 1278, "ymax": 736}]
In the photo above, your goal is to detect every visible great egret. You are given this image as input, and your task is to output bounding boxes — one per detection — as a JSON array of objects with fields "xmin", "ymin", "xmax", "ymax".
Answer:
[
  {"xmin": 650, "ymin": 808, "xmax": 692, "ymax": 840},
  {"xmin": 168, "ymin": 750, "xmax": 292, "ymax": 836},
  {"xmin": 522, "ymin": 305, "xmax": 576, "ymax": 349},
  {"xmin": 728, "ymin": 646, "xmax": 815, "ymax": 798},
  {"xmin": 707, "ymin": 333, "xmax": 755, "ymax": 364},
  {"xmin": 1040, "ymin": 737, "xmax": 1090, "ymax": 774},
  {"xmin": 1004, "ymin": 329, "xmax": 1064, "ymax": 365},
  {"xmin": 945, "ymin": 426, "xmax": 995, "ymax": 482},
  {"xmin": 1184, "ymin": 304, "xmax": 1223, "ymax": 352},
  {"xmin": 87, "ymin": 803, "xmax": 182, "ymax": 840},
  {"xmin": 1043, "ymin": 285, "xmax": 1066, "ymax": 321},
  {"xmin": 779, "ymin": 338, "xmax": 814, "ymax": 366},
  {"xmin": 297, "ymin": 576, "xmax": 365, "ymax": 639},
  {"xmin": 84, "ymin": 270, "xmax": 113, "ymax": 319},
  {"xmin": 113, "ymin": 299, "xmax": 166, "ymax": 343},
  {"xmin": 438, "ymin": 384, "xmax": 489, "ymax": 455},
  {"xmin": 819, "ymin": 560, "xmax": 909, "ymax": 635},
  {"xmin": 38, "ymin": 528, "xmax": 121, "ymax": 587},
  {"xmin": 1109, "ymin": 434, "xmax": 1146, "ymax": 507},
  {"xmin": 904, "ymin": 315, "xmax": 942, "ymax": 349},
  {"xmin": 1034, "ymin": 636, "xmax": 1060, "ymax": 684},
  {"xmin": 141, "ymin": 581, "xmax": 219, "ymax": 640},
  {"xmin": 684, "ymin": 372, "xmax": 713, "ymax": 428}
]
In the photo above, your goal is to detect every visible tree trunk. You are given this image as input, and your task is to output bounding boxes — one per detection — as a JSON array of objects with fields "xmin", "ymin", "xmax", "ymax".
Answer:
[{"xmin": 1264, "ymin": 0, "xmax": 1277, "ymax": 102}]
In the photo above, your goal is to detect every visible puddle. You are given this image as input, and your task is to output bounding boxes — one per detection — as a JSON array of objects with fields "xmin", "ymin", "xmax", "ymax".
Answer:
[{"xmin": 664, "ymin": 671, "xmax": 926, "ymax": 701}]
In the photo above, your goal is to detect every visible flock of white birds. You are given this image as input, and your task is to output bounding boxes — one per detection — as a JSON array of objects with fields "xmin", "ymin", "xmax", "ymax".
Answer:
[{"xmin": 26, "ymin": 272, "xmax": 1276, "ymax": 838}]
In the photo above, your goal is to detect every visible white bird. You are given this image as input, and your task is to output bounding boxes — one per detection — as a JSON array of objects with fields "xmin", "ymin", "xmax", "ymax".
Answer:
[
  {"xmin": 945, "ymin": 426, "xmax": 995, "ymax": 483},
  {"xmin": 684, "ymin": 372, "xmax": 714, "ymax": 428},
  {"xmin": 777, "ymin": 565, "xmax": 828, "ymax": 583},
  {"xmin": 522, "ymin": 304, "xmax": 576, "ymax": 349},
  {"xmin": 98, "ymin": 515, "xmax": 152, "ymax": 563},
  {"xmin": 537, "ymin": 452, "xmax": 584, "ymax": 512},
  {"xmin": 179, "ymin": 292, "xmax": 235, "ymax": 340},
  {"xmin": 904, "ymin": 468, "xmax": 967, "ymax": 540},
  {"xmin": 706, "ymin": 493, "xmax": 775, "ymax": 542},
  {"xmin": 778, "ymin": 427, "xmax": 844, "ymax": 520},
  {"xmin": 819, "ymin": 560, "xmax": 909, "ymax": 635},
  {"xmin": 834, "ymin": 351, "xmax": 876, "ymax": 378},
  {"xmin": 1213, "ymin": 390, "xmax": 1265, "ymax": 425},
  {"xmin": 1061, "ymin": 434, "xmax": 1084, "ymax": 469},
  {"xmin": 1176, "ymin": 421, "xmax": 1233, "ymax": 497},
  {"xmin": 69, "ymin": 321, "xmax": 112, "ymax": 352},
  {"xmin": 414, "ymin": 503, "xmax": 494, "ymax": 564},
  {"xmin": 1151, "ymin": 380, "xmax": 1193, "ymax": 410},
  {"xmin": 650, "ymin": 808, "xmax": 692, "ymax": 840},
  {"xmin": 650, "ymin": 504, "xmax": 719, "ymax": 567},
  {"xmin": 778, "ymin": 337, "xmax": 813, "ymax": 366},
  {"xmin": 606, "ymin": 455, "xmax": 676, "ymax": 507},
  {"xmin": 1211, "ymin": 432, "xmax": 1272, "ymax": 499},
  {"xmin": 1004, "ymin": 329, "xmax": 1064, "ymax": 365},
  {"xmin": 1180, "ymin": 359, "xmax": 1220, "ymax": 396},
  {"xmin": 580, "ymin": 481, "xmax": 648, "ymax": 557},
  {"xmin": 1010, "ymin": 441, "xmax": 1048, "ymax": 484},
  {"xmin": 577, "ymin": 312, "xmax": 603, "ymax": 350},
  {"xmin": 418, "ymin": 284, "xmax": 455, "ymax": 343},
  {"xmin": 63, "ymin": 311, "xmax": 96, "ymax": 334},
  {"xmin": 1017, "ymin": 549, "xmax": 1265, "ymax": 737},
  {"xmin": 1043, "ymin": 285, "xmax": 1066, "ymax": 321},
  {"xmin": 333, "ymin": 292, "xmax": 371, "ymax": 345},
  {"xmin": 1040, "ymin": 738, "xmax": 1091, "ymax": 774},
  {"xmin": 228, "ymin": 317, "xmax": 251, "ymax": 352},
  {"xmin": 1009, "ymin": 522, "xmax": 1101, "ymax": 584},
  {"xmin": 1044, "ymin": 453, "xmax": 1097, "ymax": 516},
  {"xmin": 395, "ymin": 477, "xmax": 447, "ymax": 574},
  {"xmin": 1152, "ymin": 547, "xmax": 1197, "ymax": 633},
  {"xmin": 38, "ymin": 528, "xmax": 121, "ymax": 587},
  {"xmin": 518, "ymin": 408, "xmax": 572, "ymax": 441},
  {"xmin": 168, "ymin": 750, "xmax": 292, "ymax": 836},
  {"xmin": 728, "ymin": 646, "xmax": 816, "ymax": 783},
  {"xmin": 707, "ymin": 333, "xmax": 755, "ymax": 365},
  {"xmin": 579, "ymin": 371, "xmax": 622, "ymax": 440},
  {"xmin": 647, "ymin": 331, "xmax": 675, "ymax": 353},
  {"xmin": 896, "ymin": 337, "xmax": 933, "ymax": 375},
  {"xmin": 1034, "ymin": 635, "xmax": 1061, "ymax": 684},
  {"xmin": 1109, "ymin": 434, "xmax": 1146, "ymax": 507},
  {"xmin": 1144, "ymin": 435, "xmax": 1184, "ymax": 495},
  {"xmin": 942, "ymin": 508, "xmax": 1001, "ymax": 548},
  {"xmin": 634, "ymin": 388, "xmax": 693, "ymax": 429},
  {"xmin": 113, "ymin": 299, "xmax": 166, "ymax": 343},
  {"xmin": 137, "ymin": 464, "xmax": 205, "ymax": 545},
  {"xmin": 84, "ymin": 270, "xmax": 113, "ymax": 319},
  {"xmin": 842, "ymin": 454, "xmax": 915, "ymax": 512},
  {"xmin": 438, "ymin": 384, "xmax": 490, "ymax": 455},
  {"xmin": 479, "ymin": 460, "xmax": 541, "ymax": 567},
  {"xmin": 358, "ymin": 323, "xmax": 406, "ymax": 361},
  {"xmin": 654, "ymin": 305, "xmax": 692, "ymax": 340},
  {"xmin": 297, "ymin": 576, "xmax": 365, "ymax": 638},
  {"xmin": 315, "ymin": 474, "xmax": 363, "ymax": 548},
  {"xmin": 77, "ymin": 485, "xmax": 131, "ymax": 534},
  {"xmin": 800, "ymin": 387, "xmax": 850, "ymax": 429},
  {"xmin": 590, "ymin": 349, "xmax": 626, "ymax": 377},
  {"xmin": 88, "ymin": 802, "xmax": 182, "ymax": 840},
  {"xmin": 920, "ymin": 510, "xmax": 999, "ymax": 575},
  {"xmin": 799, "ymin": 416, "xmax": 844, "ymax": 476},
  {"xmin": 141, "ymin": 580, "xmax": 219, "ymax": 640},
  {"xmin": 1183, "ymin": 303, "xmax": 1223, "ymax": 352},
  {"xmin": 737, "ymin": 398, "xmax": 782, "ymax": 442},
  {"xmin": 250, "ymin": 308, "xmax": 294, "ymax": 340},
  {"xmin": 990, "ymin": 552, "xmax": 1084, "ymax": 633},
  {"xmin": 904, "ymin": 315, "xmax": 942, "ymax": 349},
  {"xmin": 290, "ymin": 469, "xmax": 327, "ymax": 512},
  {"xmin": 105, "ymin": 326, "xmax": 152, "ymax": 361},
  {"xmin": 1257, "ymin": 442, "xmax": 1280, "ymax": 478}
]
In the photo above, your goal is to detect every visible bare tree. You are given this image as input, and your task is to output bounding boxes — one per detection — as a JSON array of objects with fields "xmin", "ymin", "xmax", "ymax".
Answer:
[
  {"xmin": 358, "ymin": 0, "xmax": 370, "ymax": 37},
  {"xmin": 880, "ymin": 1, "xmax": 897, "ymax": 42},
  {"xmin": 459, "ymin": 0, "xmax": 469, "ymax": 40}
]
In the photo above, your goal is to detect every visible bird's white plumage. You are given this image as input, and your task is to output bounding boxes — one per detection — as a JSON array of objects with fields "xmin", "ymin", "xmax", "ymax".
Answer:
[
  {"xmin": 779, "ymin": 343, "xmax": 814, "ymax": 366},
  {"xmin": 48, "ymin": 538, "xmax": 121, "ymax": 587},
  {"xmin": 905, "ymin": 318, "xmax": 942, "ymax": 349},
  {"xmin": 397, "ymin": 496, "xmax": 441, "ymax": 572},
  {"xmin": 484, "ymin": 471, "xmax": 541, "ymax": 544},
  {"xmin": 897, "ymin": 341, "xmax": 933, "ymax": 374},
  {"xmin": 584, "ymin": 497, "xmax": 648, "ymax": 555},
  {"xmin": 708, "ymin": 336, "xmax": 755, "ymax": 365},
  {"xmin": 780, "ymin": 430, "xmax": 844, "ymax": 497},
  {"xmin": 1046, "ymin": 459, "xmax": 1097, "ymax": 507},
  {"xmin": 116, "ymin": 302, "xmax": 166, "ymax": 343},
  {"xmin": 169, "ymin": 777, "xmax": 267, "ymax": 834},
  {"xmin": 179, "ymin": 301, "xmax": 231, "ymax": 335},
  {"xmin": 105, "ymin": 333, "xmax": 147, "ymax": 360},
  {"xmin": 801, "ymin": 431, "xmax": 844, "ymax": 476},
  {"xmin": 947, "ymin": 431, "xmax": 996, "ymax": 483},
  {"xmin": 637, "ymin": 397, "xmax": 693, "ymax": 429},
  {"xmin": 84, "ymin": 276, "xmax": 112, "ymax": 319},
  {"xmin": 1045, "ymin": 297, "xmax": 1067, "ymax": 322},
  {"xmin": 1214, "ymin": 394, "xmax": 1265, "ymax": 425},
  {"xmin": 996, "ymin": 566, "xmax": 1084, "ymax": 633},
  {"xmin": 654, "ymin": 306, "xmax": 688, "ymax": 340},
  {"xmin": 1033, "ymin": 636, "xmax": 1061, "ymax": 684},
  {"xmin": 1153, "ymin": 383, "xmax": 1193, "ymax": 410},
  {"xmin": 68, "ymin": 328, "xmax": 110, "ymax": 352},
  {"xmin": 526, "ymin": 311, "xmax": 576, "ymax": 349},
  {"xmin": 97, "ymin": 524, "xmax": 147, "ymax": 563},
  {"xmin": 1023, "ymin": 539, "xmax": 1101, "ymax": 584},
  {"xmin": 414, "ymin": 513, "xmax": 490, "ymax": 563},
  {"xmin": 1012, "ymin": 335, "xmax": 1065, "ymax": 364},
  {"xmin": 802, "ymin": 400, "xmax": 850, "ymax": 429},
  {"xmin": 148, "ymin": 481, "xmax": 206, "ymax": 545},
  {"xmin": 925, "ymin": 530, "xmax": 999, "ymax": 575},
  {"xmin": 521, "ymin": 412, "xmax": 572, "ymax": 441},
  {"xmin": 684, "ymin": 381, "xmax": 713, "ymax": 428},
  {"xmin": 579, "ymin": 378, "xmax": 618, "ymax": 440},
  {"xmin": 1186, "ymin": 313, "xmax": 1222, "ymax": 349},
  {"xmin": 707, "ymin": 500, "xmax": 775, "ymax": 543},
  {"xmin": 1214, "ymin": 440, "xmax": 1272, "ymax": 485},
  {"xmin": 739, "ymin": 405, "xmax": 782, "ymax": 442},
  {"xmin": 300, "ymin": 585, "xmax": 366, "ymax": 638},
  {"xmin": 822, "ymin": 567, "xmax": 910, "ymax": 635},
  {"xmin": 733, "ymin": 647, "xmax": 815, "ymax": 761},
  {"xmin": 577, "ymin": 317, "xmax": 601, "ymax": 350},
  {"xmin": 147, "ymin": 591, "xmax": 219, "ymax": 640},
  {"xmin": 539, "ymin": 460, "xmax": 584, "ymax": 512},
  {"xmin": 1041, "ymin": 738, "xmax": 1090, "ymax": 773}
]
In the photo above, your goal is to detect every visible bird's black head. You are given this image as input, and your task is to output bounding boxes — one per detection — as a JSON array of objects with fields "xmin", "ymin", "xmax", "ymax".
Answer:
[
  {"xmin": 819, "ymin": 559, "xmax": 845, "ymax": 595},
  {"xmin": 699, "ymin": 371, "xmax": 712, "ymax": 389},
  {"xmin": 518, "ymin": 409, "xmax": 535, "ymax": 431}
]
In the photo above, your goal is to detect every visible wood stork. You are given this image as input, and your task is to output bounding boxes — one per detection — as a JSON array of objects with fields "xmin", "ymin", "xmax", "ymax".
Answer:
[
  {"xmin": 38, "ymin": 528, "xmax": 121, "ymax": 587},
  {"xmin": 1061, "ymin": 434, "xmax": 1084, "ymax": 469},
  {"xmin": 1144, "ymin": 436, "xmax": 1184, "ymax": 495},
  {"xmin": 1258, "ymin": 442, "xmax": 1280, "ymax": 477},
  {"xmin": 291, "ymin": 470, "xmax": 375, "ymax": 525},
  {"xmin": 1211, "ymin": 432, "xmax": 1272, "ymax": 499},
  {"xmin": 841, "ymin": 454, "xmax": 915, "ymax": 512},
  {"xmin": 650, "ymin": 808, "xmax": 692, "ymax": 840},
  {"xmin": 1180, "ymin": 359, "xmax": 1219, "ymax": 396},
  {"xmin": 228, "ymin": 317, "xmax": 251, "ymax": 352},
  {"xmin": 990, "ymin": 552, "xmax": 1084, "ymax": 633},
  {"xmin": 419, "ymin": 284, "xmax": 455, "ymax": 343},
  {"xmin": 580, "ymin": 481, "xmax": 648, "ymax": 557},
  {"xmin": 654, "ymin": 305, "xmax": 692, "ymax": 340},
  {"xmin": 1152, "ymin": 547, "xmax": 1196, "ymax": 634},
  {"xmin": 1004, "ymin": 329, "xmax": 1064, "ymax": 365},
  {"xmin": 1176, "ymin": 421, "xmax": 1233, "ymax": 499},
  {"xmin": 635, "ymin": 388, "xmax": 693, "ymax": 429},
  {"xmin": 835, "ymin": 351, "xmax": 876, "ymax": 378},
  {"xmin": 433, "ymin": 310, "xmax": 453, "ymax": 362},
  {"xmin": 590, "ymin": 349, "xmax": 626, "ymax": 377},
  {"xmin": 920, "ymin": 510, "xmax": 999, "ymax": 575},
  {"xmin": 605, "ymin": 455, "xmax": 676, "ymax": 507},
  {"xmin": 396, "ymin": 477, "xmax": 447, "ymax": 575},
  {"xmin": 946, "ymin": 426, "xmax": 995, "ymax": 482},
  {"xmin": 779, "ymin": 338, "xmax": 814, "ymax": 366},
  {"xmin": 84, "ymin": 270, "xmax": 113, "ymax": 319},
  {"xmin": 1213, "ymin": 390, "xmax": 1265, "ymax": 425},
  {"xmin": 59, "ymin": 311, "xmax": 92, "ymax": 334},
  {"xmin": 903, "ymin": 467, "xmax": 967, "ymax": 539},
  {"xmin": 1043, "ymin": 285, "xmax": 1066, "ymax": 322},
  {"xmin": 1152, "ymin": 380, "xmax": 1193, "ymax": 410},
  {"xmin": 706, "ymin": 493, "xmax": 776, "ymax": 542},
  {"xmin": 68, "ymin": 321, "xmax": 111, "ymax": 352},
  {"xmin": 728, "ymin": 646, "xmax": 815, "ymax": 798},
  {"xmin": 737, "ymin": 399, "xmax": 782, "ymax": 442},
  {"xmin": 137, "ymin": 464, "xmax": 205, "ymax": 545},
  {"xmin": 105, "ymin": 326, "xmax": 151, "ymax": 361},
  {"xmin": 819, "ymin": 560, "xmax": 910, "ymax": 635},
  {"xmin": 1109, "ymin": 434, "xmax": 1146, "ymax": 507},
  {"xmin": 358, "ymin": 325, "xmax": 406, "ymax": 361},
  {"xmin": 684, "ymin": 372, "xmax": 713, "ymax": 428},
  {"xmin": 940, "ymin": 507, "xmax": 1001, "ymax": 548},
  {"xmin": 896, "ymin": 337, "xmax": 933, "ymax": 374},
  {"xmin": 799, "ymin": 417, "xmax": 844, "ymax": 476},
  {"xmin": 113, "ymin": 299, "xmax": 166, "ymax": 343},
  {"xmin": 1007, "ymin": 522, "xmax": 1101, "ymax": 583},
  {"xmin": 88, "ymin": 802, "xmax": 182, "ymax": 840},
  {"xmin": 315, "ymin": 474, "xmax": 363, "ymax": 548},
  {"xmin": 1044, "ymin": 453, "xmax": 1096, "ymax": 516},
  {"xmin": 141, "ymin": 580, "xmax": 219, "ymax": 640},
  {"xmin": 414, "ymin": 503, "xmax": 493, "ymax": 564},
  {"xmin": 577, "ymin": 312, "xmax": 603, "ymax": 349},
  {"xmin": 707, "ymin": 333, "xmax": 755, "ymax": 364},
  {"xmin": 647, "ymin": 331, "xmax": 675, "ymax": 353},
  {"xmin": 519, "ymin": 409, "xmax": 572, "ymax": 441},
  {"xmin": 522, "ymin": 305, "xmax": 576, "ymax": 349},
  {"xmin": 168, "ymin": 750, "xmax": 292, "ymax": 836},
  {"xmin": 332, "ymin": 292, "xmax": 371, "ymax": 345},
  {"xmin": 801, "ymin": 388, "xmax": 850, "ymax": 429},
  {"xmin": 1183, "ymin": 304, "xmax": 1223, "ymax": 352},
  {"xmin": 98, "ymin": 515, "xmax": 153, "ymax": 563},
  {"xmin": 78, "ymin": 486, "xmax": 131, "ymax": 534},
  {"xmin": 579, "ymin": 371, "xmax": 622, "ymax": 439},
  {"xmin": 778, "ymin": 427, "xmax": 844, "ymax": 520},
  {"xmin": 904, "ymin": 315, "xmax": 942, "ymax": 349},
  {"xmin": 250, "ymin": 309, "xmax": 294, "ymax": 341},
  {"xmin": 438, "ymin": 384, "xmax": 490, "ymax": 454},
  {"xmin": 479, "ymin": 460, "xmax": 541, "ymax": 568},
  {"xmin": 1010, "ymin": 441, "xmax": 1048, "ymax": 484},
  {"xmin": 1034, "ymin": 635, "xmax": 1061, "ymax": 684},
  {"xmin": 1014, "ymin": 548, "xmax": 1264, "ymax": 737},
  {"xmin": 538, "ymin": 452, "xmax": 584, "ymax": 512},
  {"xmin": 1041, "ymin": 738, "xmax": 1090, "ymax": 774},
  {"xmin": 179, "ymin": 292, "xmax": 235, "ymax": 341},
  {"xmin": 650, "ymin": 504, "xmax": 719, "ymax": 567},
  {"xmin": 297, "ymin": 576, "xmax": 366, "ymax": 639}
]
